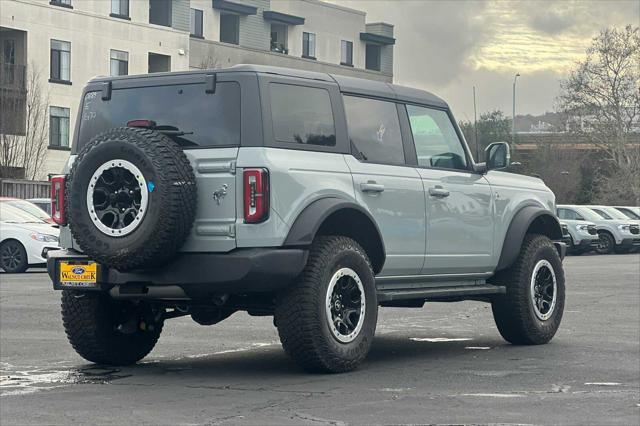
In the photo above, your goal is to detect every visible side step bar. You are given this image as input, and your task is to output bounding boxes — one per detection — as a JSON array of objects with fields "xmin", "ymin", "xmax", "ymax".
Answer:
[{"xmin": 377, "ymin": 285, "xmax": 506, "ymax": 303}]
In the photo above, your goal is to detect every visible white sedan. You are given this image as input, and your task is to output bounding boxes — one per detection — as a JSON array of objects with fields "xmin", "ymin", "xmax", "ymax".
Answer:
[{"xmin": 0, "ymin": 202, "xmax": 60, "ymax": 273}]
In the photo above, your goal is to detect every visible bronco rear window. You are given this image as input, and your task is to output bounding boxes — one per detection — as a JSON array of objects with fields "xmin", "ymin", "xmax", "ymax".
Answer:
[{"xmin": 76, "ymin": 82, "xmax": 240, "ymax": 152}]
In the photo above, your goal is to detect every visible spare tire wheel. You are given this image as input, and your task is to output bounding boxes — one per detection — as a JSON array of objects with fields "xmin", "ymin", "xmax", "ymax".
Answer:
[{"xmin": 67, "ymin": 127, "xmax": 197, "ymax": 270}]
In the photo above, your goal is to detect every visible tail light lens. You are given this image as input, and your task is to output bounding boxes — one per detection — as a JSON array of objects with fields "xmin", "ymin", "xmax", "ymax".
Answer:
[
  {"xmin": 243, "ymin": 168, "xmax": 269, "ymax": 223},
  {"xmin": 50, "ymin": 175, "xmax": 67, "ymax": 225}
]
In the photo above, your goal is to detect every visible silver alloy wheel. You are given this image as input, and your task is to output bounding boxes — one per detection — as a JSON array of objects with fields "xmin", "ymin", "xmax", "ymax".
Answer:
[
  {"xmin": 325, "ymin": 267, "xmax": 366, "ymax": 343},
  {"xmin": 530, "ymin": 259, "xmax": 557, "ymax": 321},
  {"xmin": 86, "ymin": 159, "xmax": 149, "ymax": 237}
]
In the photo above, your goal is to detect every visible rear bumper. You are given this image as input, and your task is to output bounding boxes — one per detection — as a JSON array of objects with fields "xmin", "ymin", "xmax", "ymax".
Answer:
[{"xmin": 47, "ymin": 248, "xmax": 308, "ymax": 298}]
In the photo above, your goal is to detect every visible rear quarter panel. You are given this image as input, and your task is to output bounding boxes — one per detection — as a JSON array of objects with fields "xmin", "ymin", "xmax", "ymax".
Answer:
[{"xmin": 234, "ymin": 147, "xmax": 356, "ymax": 247}]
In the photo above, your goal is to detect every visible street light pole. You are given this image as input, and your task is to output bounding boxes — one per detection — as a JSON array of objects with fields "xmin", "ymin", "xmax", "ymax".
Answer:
[{"xmin": 512, "ymin": 73, "xmax": 520, "ymax": 146}]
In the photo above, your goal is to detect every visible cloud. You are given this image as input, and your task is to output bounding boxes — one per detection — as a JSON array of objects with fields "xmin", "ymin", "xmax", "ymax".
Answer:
[
  {"xmin": 334, "ymin": 0, "xmax": 493, "ymax": 86},
  {"xmin": 528, "ymin": 10, "xmax": 575, "ymax": 35},
  {"xmin": 326, "ymin": 0, "xmax": 639, "ymax": 118}
]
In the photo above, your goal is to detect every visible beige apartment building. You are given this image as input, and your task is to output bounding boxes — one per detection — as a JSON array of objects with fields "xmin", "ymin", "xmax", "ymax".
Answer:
[{"xmin": 0, "ymin": 0, "xmax": 395, "ymax": 179}]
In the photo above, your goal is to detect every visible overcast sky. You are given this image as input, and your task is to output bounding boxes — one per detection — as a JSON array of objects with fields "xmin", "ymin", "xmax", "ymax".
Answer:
[{"xmin": 329, "ymin": 0, "xmax": 639, "ymax": 120}]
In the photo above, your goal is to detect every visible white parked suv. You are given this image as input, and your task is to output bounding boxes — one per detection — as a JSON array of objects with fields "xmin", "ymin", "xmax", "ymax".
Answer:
[
  {"xmin": 557, "ymin": 205, "xmax": 640, "ymax": 254},
  {"xmin": 556, "ymin": 209, "xmax": 599, "ymax": 255},
  {"xmin": 47, "ymin": 65, "xmax": 567, "ymax": 372}
]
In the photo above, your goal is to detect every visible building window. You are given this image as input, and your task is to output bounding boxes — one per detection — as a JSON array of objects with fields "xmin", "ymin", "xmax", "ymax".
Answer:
[
  {"xmin": 341, "ymin": 40, "xmax": 353, "ymax": 66},
  {"xmin": 50, "ymin": 0, "xmax": 72, "ymax": 9},
  {"xmin": 148, "ymin": 52, "xmax": 171, "ymax": 73},
  {"xmin": 220, "ymin": 13, "xmax": 239, "ymax": 45},
  {"xmin": 50, "ymin": 39, "xmax": 71, "ymax": 83},
  {"xmin": 2, "ymin": 39, "xmax": 16, "ymax": 85},
  {"xmin": 111, "ymin": 0, "xmax": 129, "ymax": 18},
  {"xmin": 149, "ymin": 0, "xmax": 172, "ymax": 27},
  {"xmin": 50, "ymin": 106, "xmax": 70, "ymax": 148},
  {"xmin": 270, "ymin": 24, "xmax": 288, "ymax": 54},
  {"xmin": 110, "ymin": 50, "xmax": 128, "ymax": 76},
  {"xmin": 302, "ymin": 32, "xmax": 316, "ymax": 59},
  {"xmin": 365, "ymin": 44, "xmax": 381, "ymax": 71},
  {"xmin": 190, "ymin": 8, "xmax": 203, "ymax": 38}
]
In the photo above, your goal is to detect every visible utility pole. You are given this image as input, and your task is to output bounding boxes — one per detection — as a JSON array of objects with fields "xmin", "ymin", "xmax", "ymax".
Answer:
[
  {"xmin": 473, "ymin": 86, "xmax": 479, "ymax": 161},
  {"xmin": 512, "ymin": 73, "xmax": 520, "ymax": 147}
]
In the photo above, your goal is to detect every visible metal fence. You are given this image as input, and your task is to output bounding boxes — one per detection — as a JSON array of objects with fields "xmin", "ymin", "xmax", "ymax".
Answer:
[{"xmin": 0, "ymin": 179, "xmax": 50, "ymax": 199}]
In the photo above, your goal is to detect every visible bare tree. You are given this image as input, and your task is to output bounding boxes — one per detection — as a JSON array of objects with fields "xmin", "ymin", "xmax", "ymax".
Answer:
[
  {"xmin": 459, "ymin": 110, "xmax": 513, "ymax": 162},
  {"xmin": 0, "ymin": 64, "xmax": 49, "ymax": 180},
  {"xmin": 198, "ymin": 55, "xmax": 222, "ymax": 70},
  {"xmin": 557, "ymin": 25, "xmax": 640, "ymax": 203}
]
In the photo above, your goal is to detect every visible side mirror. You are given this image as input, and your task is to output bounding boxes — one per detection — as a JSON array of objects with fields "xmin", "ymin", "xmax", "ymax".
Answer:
[{"xmin": 485, "ymin": 142, "xmax": 511, "ymax": 171}]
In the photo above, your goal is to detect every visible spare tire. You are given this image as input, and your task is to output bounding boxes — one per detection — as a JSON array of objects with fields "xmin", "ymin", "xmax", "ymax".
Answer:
[{"xmin": 67, "ymin": 127, "xmax": 197, "ymax": 270}]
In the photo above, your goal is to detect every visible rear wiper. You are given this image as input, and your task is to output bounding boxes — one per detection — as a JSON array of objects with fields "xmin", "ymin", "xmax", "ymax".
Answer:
[{"xmin": 162, "ymin": 130, "xmax": 194, "ymax": 137}]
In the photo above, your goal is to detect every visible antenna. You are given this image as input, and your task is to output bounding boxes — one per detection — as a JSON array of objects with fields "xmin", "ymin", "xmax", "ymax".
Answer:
[{"xmin": 473, "ymin": 86, "xmax": 479, "ymax": 161}]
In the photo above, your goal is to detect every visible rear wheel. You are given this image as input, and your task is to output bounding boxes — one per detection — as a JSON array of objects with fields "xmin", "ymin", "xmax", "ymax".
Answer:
[
  {"xmin": 596, "ymin": 231, "xmax": 615, "ymax": 254},
  {"xmin": 490, "ymin": 234, "xmax": 565, "ymax": 345},
  {"xmin": 275, "ymin": 236, "xmax": 377, "ymax": 373},
  {"xmin": 61, "ymin": 291, "xmax": 163, "ymax": 365},
  {"xmin": 0, "ymin": 240, "xmax": 28, "ymax": 273}
]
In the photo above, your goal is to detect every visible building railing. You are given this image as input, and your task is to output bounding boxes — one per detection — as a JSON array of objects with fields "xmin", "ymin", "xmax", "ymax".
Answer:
[
  {"xmin": 0, "ymin": 63, "xmax": 27, "ymax": 91},
  {"xmin": 0, "ymin": 179, "xmax": 50, "ymax": 199}
]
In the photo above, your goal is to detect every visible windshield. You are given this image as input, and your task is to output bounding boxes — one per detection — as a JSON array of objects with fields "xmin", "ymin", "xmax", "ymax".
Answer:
[
  {"xmin": 574, "ymin": 207, "xmax": 601, "ymax": 221},
  {"xmin": 590, "ymin": 208, "xmax": 612, "ymax": 220},
  {"xmin": 617, "ymin": 208, "xmax": 640, "ymax": 220},
  {"xmin": 599, "ymin": 207, "xmax": 633, "ymax": 221},
  {"xmin": 0, "ymin": 202, "xmax": 47, "ymax": 223},
  {"xmin": 4, "ymin": 199, "xmax": 51, "ymax": 221}
]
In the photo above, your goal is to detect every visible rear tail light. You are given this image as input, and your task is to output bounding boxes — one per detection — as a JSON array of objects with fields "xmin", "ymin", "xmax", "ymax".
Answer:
[
  {"xmin": 50, "ymin": 175, "xmax": 67, "ymax": 225},
  {"xmin": 243, "ymin": 168, "xmax": 269, "ymax": 223}
]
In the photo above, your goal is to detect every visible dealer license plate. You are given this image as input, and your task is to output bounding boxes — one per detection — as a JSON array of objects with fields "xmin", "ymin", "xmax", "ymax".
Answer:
[{"xmin": 59, "ymin": 261, "xmax": 98, "ymax": 288}]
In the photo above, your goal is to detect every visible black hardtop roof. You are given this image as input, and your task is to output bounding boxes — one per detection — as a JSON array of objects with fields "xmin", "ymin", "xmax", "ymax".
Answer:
[{"xmin": 88, "ymin": 64, "xmax": 448, "ymax": 109}]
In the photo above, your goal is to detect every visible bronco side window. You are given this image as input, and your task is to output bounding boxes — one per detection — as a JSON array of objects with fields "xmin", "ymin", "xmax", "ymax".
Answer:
[
  {"xmin": 343, "ymin": 95, "xmax": 404, "ymax": 165},
  {"xmin": 406, "ymin": 105, "xmax": 468, "ymax": 171},
  {"xmin": 270, "ymin": 83, "xmax": 336, "ymax": 146}
]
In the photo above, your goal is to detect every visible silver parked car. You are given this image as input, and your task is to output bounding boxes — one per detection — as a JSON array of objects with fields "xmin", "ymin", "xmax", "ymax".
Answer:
[
  {"xmin": 558, "ymin": 205, "xmax": 640, "ymax": 254},
  {"xmin": 556, "ymin": 209, "xmax": 599, "ymax": 254},
  {"xmin": 47, "ymin": 65, "xmax": 567, "ymax": 372}
]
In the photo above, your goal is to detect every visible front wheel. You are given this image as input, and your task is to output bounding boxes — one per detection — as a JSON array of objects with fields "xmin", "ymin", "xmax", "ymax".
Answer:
[
  {"xmin": 0, "ymin": 240, "xmax": 28, "ymax": 273},
  {"xmin": 596, "ymin": 231, "xmax": 615, "ymax": 254},
  {"xmin": 490, "ymin": 234, "xmax": 565, "ymax": 345},
  {"xmin": 275, "ymin": 236, "xmax": 378, "ymax": 373},
  {"xmin": 61, "ymin": 291, "xmax": 163, "ymax": 365}
]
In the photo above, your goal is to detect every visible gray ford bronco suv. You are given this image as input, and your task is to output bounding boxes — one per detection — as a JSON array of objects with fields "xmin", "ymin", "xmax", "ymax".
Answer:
[{"xmin": 48, "ymin": 65, "xmax": 566, "ymax": 373}]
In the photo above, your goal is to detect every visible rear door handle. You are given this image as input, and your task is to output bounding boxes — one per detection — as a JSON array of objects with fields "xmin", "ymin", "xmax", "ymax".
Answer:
[
  {"xmin": 360, "ymin": 181, "xmax": 385, "ymax": 193},
  {"xmin": 428, "ymin": 186, "xmax": 450, "ymax": 197}
]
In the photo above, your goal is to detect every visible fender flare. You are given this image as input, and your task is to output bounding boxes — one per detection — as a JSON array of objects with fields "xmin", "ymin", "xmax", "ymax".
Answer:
[
  {"xmin": 496, "ymin": 205, "xmax": 563, "ymax": 271},
  {"xmin": 283, "ymin": 197, "xmax": 386, "ymax": 272}
]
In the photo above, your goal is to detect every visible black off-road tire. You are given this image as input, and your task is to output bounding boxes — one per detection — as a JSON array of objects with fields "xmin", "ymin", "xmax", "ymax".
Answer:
[
  {"xmin": 61, "ymin": 290, "xmax": 162, "ymax": 365},
  {"xmin": 0, "ymin": 239, "xmax": 28, "ymax": 273},
  {"xmin": 490, "ymin": 234, "xmax": 565, "ymax": 345},
  {"xmin": 595, "ymin": 231, "xmax": 615, "ymax": 255},
  {"xmin": 67, "ymin": 127, "xmax": 197, "ymax": 271},
  {"xmin": 275, "ymin": 236, "xmax": 378, "ymax": 373}
]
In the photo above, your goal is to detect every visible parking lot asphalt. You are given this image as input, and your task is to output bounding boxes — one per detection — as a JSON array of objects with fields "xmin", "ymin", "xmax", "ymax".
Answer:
[{"xmin": 1, "ymin": 254, "xmax": 639, "ymax": 425}]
